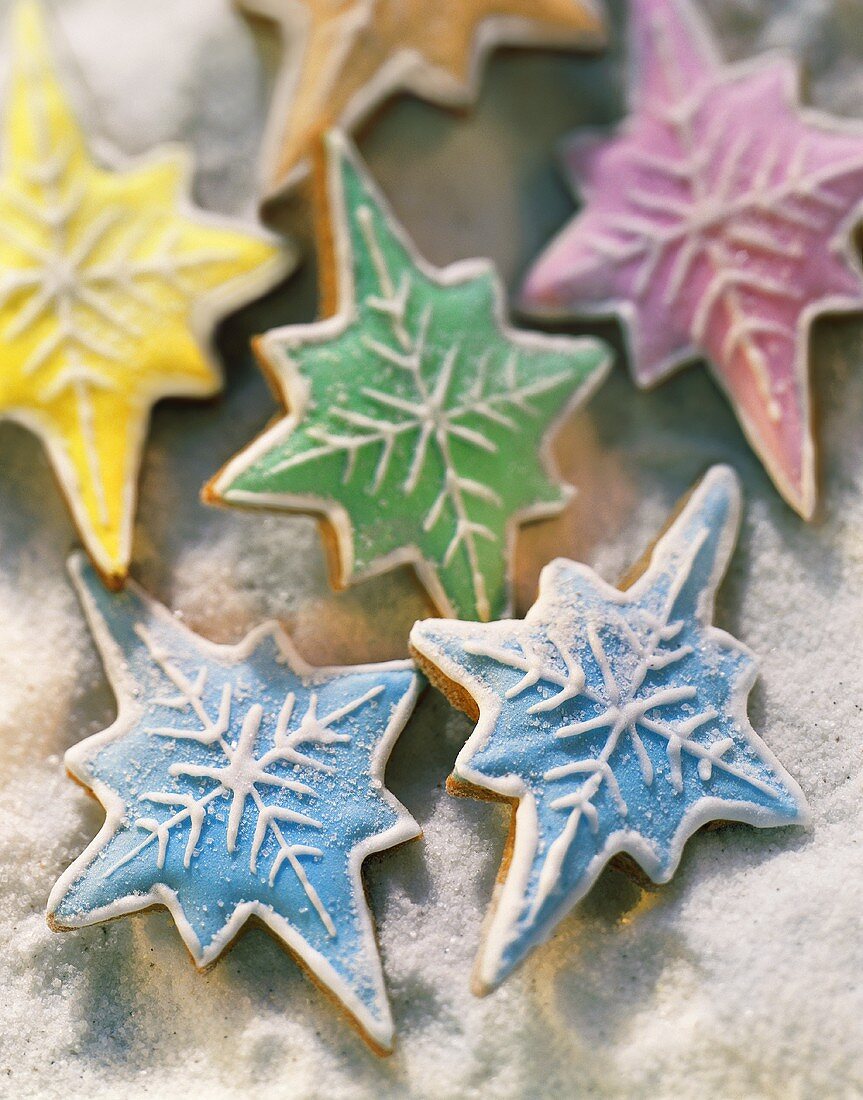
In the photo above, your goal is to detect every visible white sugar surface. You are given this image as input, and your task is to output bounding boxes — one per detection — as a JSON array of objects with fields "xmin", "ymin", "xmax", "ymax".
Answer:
[{"xmin": 2, "ymin": 0, "xmax": 863, "ymax": 1096}]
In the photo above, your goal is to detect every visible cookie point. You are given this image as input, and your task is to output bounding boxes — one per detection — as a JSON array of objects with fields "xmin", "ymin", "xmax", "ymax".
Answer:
[
  {"xmin": 537, "ymin": 557, "xmax": 580, "ymax": 595},
  {"xmin": 470, "ymin": 974, "xmax": 493, "ymax": 999},
  {"xmin": 768, "ymin": 457, "xmax": 816, "ymax": 521},
  {"xmin": 519, "ymin": 259, "xmax": 566, "ymax": 317},
  {"xmin": 371, "ymin": 1029, "xmax": 395, "ymax": 1058},
  {"xmin": 444, "ymin": 773, "xmax": 464, "ymax": 797},
  {"xmin": 67, "ymin": 552, "xmax": 123, "ymax": 603},
  {"xmin": 791, "ymin": 792, "xmax": 813, "ymax": 829},
  {"xmin": 199, "ymin": 476, "xmax": 221, "ymax": 507},
  {"xmin": 324, "ymin": 127, "xmax": 346, "ymax": 151},
  {"xmin": 98, "ymin": 563, "xmax": 129, "ymax": 592},
  {"xmin": 323, "ymin": 127, "xmax": 350, "ymax": 168},
  {"xmin": 471, "ymin": 948, "xmax": 506, "ymax": 998},
  {"xmin": 353, "ymin": 1005, "xmax": 396, "ymax": 1057},
  {"xmin": 793, "ymin": 473, "xmax": 817, "ymax": 522},
  {"xmin": 44, "ymin": 885, "xmax": 78, "ymax": 933},
  {"xmin": 702, "ymin": 463, "xmax": 742, "ymax": 499},
  {"xmin": 44, "ymin": 907, "xmax": 72, "ymax": 935},
  {"xmin": 66, "ymin": 548, "xmax": 88, "ymax": 577},
  {"xmin": 406, "ymin": 629, "xmax": 427, "ymax": 659}
]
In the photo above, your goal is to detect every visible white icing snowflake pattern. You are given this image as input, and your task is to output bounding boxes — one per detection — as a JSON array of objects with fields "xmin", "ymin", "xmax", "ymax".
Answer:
[
  {"xmin": 48, "ymin": 557, "xmax": 420, "ymax": 1051},
  {"xmin": 410, "ymin": 466, "xmax": 809, "ymax": 991},
  {"xmin": 212, "ymin": 132, "xmax": 608, "ymax": 622},
  {"xmin": 522, "ymin": 0, "xmax": 863, "ymax": 518},
  {"xmin": 2, "ymin": 49, "xmax": 237, "ymax": 402},
  {"xmin": 273, "ymin": 206, "xmax": 577, "ymax": 620},
  {"xmin": 463, "ymin": 524, "xmax": 778, "ymax": 914},
  {"xmin": 102, "ymin": 623, "xmax": 387, "ymax": 935}
]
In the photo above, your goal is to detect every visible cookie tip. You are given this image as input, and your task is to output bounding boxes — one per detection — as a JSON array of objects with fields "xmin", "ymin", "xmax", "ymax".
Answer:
[{"xmin": 199, "ymin": 476, "xmax": 222, "ymax": 507}]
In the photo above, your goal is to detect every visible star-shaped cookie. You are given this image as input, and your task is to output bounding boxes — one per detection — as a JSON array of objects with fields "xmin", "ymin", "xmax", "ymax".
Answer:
[
  {"xmin": 205, "ymin": 130, "xmax": 610, "ymax": 622},
  {"xmin": 521, "ymin": 0, "xmax": 863, "ymax": 519},
  {"xmin": 48, "ymin": 555, "xmax": 422, "ymax": 1054},
  {"xmin": 410, "ymin": 466, "xmax": 808, "ymax": 992},
  {"xmin": 241, "ymin": 0, "xmax": 606, "ymax": 197},
  {"xmin": 0, "ymin": 1, "xmax": 291, "ymax": 584}
]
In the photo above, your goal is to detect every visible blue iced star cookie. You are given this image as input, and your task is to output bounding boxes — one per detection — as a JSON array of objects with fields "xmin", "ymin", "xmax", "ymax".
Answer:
[
  {"xmin": 410, "ymin": 466, "xmax": 809, "ymax": 993},
  {"xmin": 48, "ymin": 555, "xmax": 422, "ymax": 1053}
]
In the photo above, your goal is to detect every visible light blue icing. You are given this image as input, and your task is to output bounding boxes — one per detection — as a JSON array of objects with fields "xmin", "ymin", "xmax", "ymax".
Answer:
[
  {"xmin": 411, "ymin": 466, "xmax": 808, "ymax": 990},
  {"xmin": 50, "ymin": 558, "xmax": 421, "ymax": 1045}
]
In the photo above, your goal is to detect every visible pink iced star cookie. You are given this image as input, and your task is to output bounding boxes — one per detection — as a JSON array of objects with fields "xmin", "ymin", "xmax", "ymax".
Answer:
[{"xmin": 522, "ymin": 0, "xmax": 863, "ymax": 518}]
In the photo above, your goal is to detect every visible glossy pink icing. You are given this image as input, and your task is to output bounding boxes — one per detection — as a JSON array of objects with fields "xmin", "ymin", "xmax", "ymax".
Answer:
[{"xmin": 522, "ymin": 0, "xmax": 863, "ymax": 517}]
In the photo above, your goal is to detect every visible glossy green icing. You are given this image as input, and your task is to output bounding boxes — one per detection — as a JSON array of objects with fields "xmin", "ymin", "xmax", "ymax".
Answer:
[{"xmin": 218, "ymin": 133, "xmax": 610, "ymax": 621}]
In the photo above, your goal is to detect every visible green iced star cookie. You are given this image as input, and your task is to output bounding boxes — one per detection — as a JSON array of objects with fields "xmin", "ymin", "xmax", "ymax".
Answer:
[{"xmin": 207, "ymin": 132, "xmax": 610, "ymax": 621}]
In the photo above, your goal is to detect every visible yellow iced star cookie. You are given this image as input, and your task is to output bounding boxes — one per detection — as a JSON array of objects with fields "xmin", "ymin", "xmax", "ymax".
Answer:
[
  {"xmin": 0, "ymin": 2, "xmax": 292, "ymax": 584},
  {"xmin": 242, "ymin": 0, "xmax": 606, "ymax": 197}
]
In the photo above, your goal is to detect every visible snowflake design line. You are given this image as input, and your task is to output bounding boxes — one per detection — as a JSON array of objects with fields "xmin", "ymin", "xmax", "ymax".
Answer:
[
  {"xmin": 5, "ymin": 38, "xmax": 245, "ymax": 395},
  {"xmin": 574, "ymin": 13, "xmax": 859, "ymax": 422},
  {"xmin": 48, "ymin": 557, "xmax": 420, "ymax": 1051},
  {"xmin": 463, "ymin": 525, "xmax": 776, "ymax": 914},
  {"xmin": 0, "ymin": 2, "xmax": 287, "ymax": 582},
  {"xmin": 103, "ymin": 623, "xmax": 387, "ymax": 935},
  {"xmin": 2, "ymin": 145, "xmax": 235, "ymax": 395},
  {"xmin": 410, "ymin": 465, "xmax": 809, "ymax": 991},
  {"xmin": 209, "ymin": 130, "xmax": 609, "ymax": 622},
  {"xmin": 521, "ymin": 0, "xmax": 863, "ymax": 518},
  {"xmin": 274, "ymin": 206, "xmax": 573, "ymax": 620},
  {"xmin": 4, "ymin": 41, "xmax": 237, "ymax": 521}
]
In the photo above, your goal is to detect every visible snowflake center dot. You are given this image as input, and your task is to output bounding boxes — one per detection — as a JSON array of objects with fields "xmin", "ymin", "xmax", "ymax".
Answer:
[{"xmin": 43, "ymin": 252, "xmax": 89, "ymax": 300}]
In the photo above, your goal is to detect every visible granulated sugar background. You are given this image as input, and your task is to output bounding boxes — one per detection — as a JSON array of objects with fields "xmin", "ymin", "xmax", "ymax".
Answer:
[{"xmin": 2, "ymin": 1, "xmax": 863, "ymax": 1096}]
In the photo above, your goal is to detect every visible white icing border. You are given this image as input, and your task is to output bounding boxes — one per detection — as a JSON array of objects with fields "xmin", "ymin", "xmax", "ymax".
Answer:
[
  {"xmin": 239, "ymin": 0, "xmax": 607, "ymax": 201},
  {"xmin": 208, "ymin": 128, "xmax": 611, "ymax": 620},
  {"xmin": 46, "ymin": 552, "xmax": 422, "ymax": 1053},
  {"xmin": 410, "ymin": 465, "xmax": 810, "ymax": 993},
  {"xmin": 521, "ymin": 0, "xmax": 863, "ymax": 521},
  {"xmin": 0, "ymin": 3, "xmax": 296, "ymax": 584}
]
